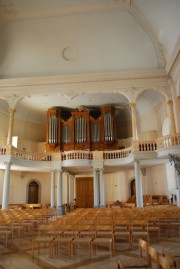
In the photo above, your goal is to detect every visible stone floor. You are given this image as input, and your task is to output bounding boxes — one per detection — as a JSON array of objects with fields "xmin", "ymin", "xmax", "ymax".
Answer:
[{"xmin": 0, "ymin": 230, "xmax": 180, "ymax": 269}]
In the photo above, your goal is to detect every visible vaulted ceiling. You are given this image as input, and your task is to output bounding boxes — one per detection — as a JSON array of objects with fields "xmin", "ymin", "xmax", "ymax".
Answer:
[{"xmin": 0, "ymin": 0, "xmax": 179, "ymax": 126}]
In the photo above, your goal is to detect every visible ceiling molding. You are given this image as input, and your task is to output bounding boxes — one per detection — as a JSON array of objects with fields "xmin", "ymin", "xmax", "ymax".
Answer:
[
  {"xmin": 0, "ymin": 1, "xmax": 130, "ymax": 23},
  {"xmin": 129, "ymin": 1, "xmax": 167, "ymax": 68},
  {"xmin": 0, "ymin": 69, "xmax": 168, "ymax": 87},
  {"xmin": 166, "ymin": 36, "xmax": 180, "ymax": 82},
  {"xmin": 0, "ymin": 70, "xmax": 169, "ymax": 100}
]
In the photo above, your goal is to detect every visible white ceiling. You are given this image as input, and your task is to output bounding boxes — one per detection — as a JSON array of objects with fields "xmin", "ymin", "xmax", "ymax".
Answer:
[{"xmin": 0, "ymin": 0, "xmax": 179, "ymax": 125}]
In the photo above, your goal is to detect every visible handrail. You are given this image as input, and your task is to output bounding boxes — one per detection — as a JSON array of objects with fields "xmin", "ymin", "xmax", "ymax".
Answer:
[
  {"xmin": 11, "ymin": 147, "xmax": 51, "ymax": 161},
  {"xmin": 0, "ymin": 133, "xmax": 179, "ymax": 162},
  {"xmin": 62, "ymin": 151, "xmax": 93, "ymax": 160},
  {"xmin": 132, "ymin": 141, "xmax": 157, "ymax": 152},
  {"xmin": 156, "ymin": 133, "xmax": 180, "ymax": 149},
  {"xmin": 103, "ymin": 147, "xmax": 132, "ymax": 159}
]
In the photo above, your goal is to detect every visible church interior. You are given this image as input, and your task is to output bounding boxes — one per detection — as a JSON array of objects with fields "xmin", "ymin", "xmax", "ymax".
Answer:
[{"xmin": 0, "ymin": 0, "xmax": 180, "ymax": 268}]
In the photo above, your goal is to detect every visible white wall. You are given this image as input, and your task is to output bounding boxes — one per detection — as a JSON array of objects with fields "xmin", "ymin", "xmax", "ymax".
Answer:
[
  {"xmin": 0, "ymin": 9, "xmax": 158, "ymax": 78},
  {"xmin": 165, "ymin": 162, "xmax": 177, "ymax": 191},
  {"xmin": 0, "ymin": 110, "xmax": 9, "ymax": 146},
  {"xmin": 138, "ymin": 100, "xmax": 167, "ymax": 137},
  {"xmin": 145, "ymin": 164, "xmax": 169, "ymax": 195},
  {"xmin": 0, "ymin": 110, "xmax": 46, "ymax": 146},
  {"xmin": 0, "ymin": 163, "xmax": 172, "ymax": 206}
]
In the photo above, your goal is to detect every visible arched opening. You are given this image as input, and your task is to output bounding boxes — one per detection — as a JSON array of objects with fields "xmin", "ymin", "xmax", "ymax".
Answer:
[
  {"xmin": 28, "ymin": 181, "xmax": 39, "ymax": 204},
  {"xmin": 130, "ymin": 178, "xmax": 136, "ymax": 197}
]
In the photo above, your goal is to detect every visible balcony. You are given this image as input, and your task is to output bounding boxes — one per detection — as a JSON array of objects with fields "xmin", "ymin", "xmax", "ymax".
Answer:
[{"xmin": 0, "ymin": 134, "xmax": 179, "ymax": 169}]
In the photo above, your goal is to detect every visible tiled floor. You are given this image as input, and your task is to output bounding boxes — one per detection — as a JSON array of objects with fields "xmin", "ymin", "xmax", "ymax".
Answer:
[{"xmin": 0, "ymin": 231, "xmax": 180, "ymax": 269}]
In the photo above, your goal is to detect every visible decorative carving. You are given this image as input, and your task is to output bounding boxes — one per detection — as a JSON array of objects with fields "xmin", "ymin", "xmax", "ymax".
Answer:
[
  {"xmin": 0, "ymin": 4, "xmax": 17, "ymax": 17},
  {"xmin": 124, "ymin": 87, "xmax": 143, "ymax": 102},
  {"xmin": 113, "ymin": 0, "xmax": 129, "ymax": 5},
  {"xmin": 63, "ymin": 90, "xmax": 77, "ymax": 100},
  {"xmin": 62, "ymin": 46, "xmax": 78, "ymax": 61},
  {"xmin": 3, "ymin": 94, "xmax": 23, "ymax": 109},
  {"xmin": 158, "ymin": 86, "xmax": 172, "ymax": 101}
]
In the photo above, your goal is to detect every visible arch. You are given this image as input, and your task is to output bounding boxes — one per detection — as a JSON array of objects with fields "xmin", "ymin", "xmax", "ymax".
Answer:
[
  {"xmin": 136, "ymin": 87, "xmax": 171, "ymax": 103},
  {"xmin": 129, "ymin": 3, "xmax": 167, "ymax": 67},
  {"xmin": 27, "ymin": 179, "xmax": 41, "ymax": 204}
]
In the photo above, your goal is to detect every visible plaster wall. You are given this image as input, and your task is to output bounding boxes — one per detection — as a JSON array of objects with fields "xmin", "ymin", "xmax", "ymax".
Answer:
[
  {"xmin": 138, "ymin": 100, "xmax": 167, "ymax": 137},
  {"xmin": 145, "ymin": 164, "xmax": 169, "ymax": 195}
]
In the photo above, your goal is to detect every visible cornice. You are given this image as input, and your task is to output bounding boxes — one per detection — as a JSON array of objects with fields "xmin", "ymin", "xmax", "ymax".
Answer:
[
  {"xmin": 0, "ymin": 70, "xmax": 170, "ymax": 101},
  {"xmin": 0, "ymin": 69, "xmax": 168, "ymax": 87},
  {"xmin": 0, "ymin": 1, "xmax": 130, "ymax": 23}
]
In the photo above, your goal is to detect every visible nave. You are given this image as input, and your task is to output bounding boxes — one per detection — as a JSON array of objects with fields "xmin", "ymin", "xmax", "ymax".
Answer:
[{"xmin": 0, "ymin": 206, "xmax": 180, "ymax": 269}]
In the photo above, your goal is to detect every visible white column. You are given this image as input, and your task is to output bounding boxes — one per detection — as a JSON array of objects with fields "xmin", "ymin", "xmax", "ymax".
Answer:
[
  {"xmin": 7, "ymin": 108, "xmax": 16, "ymax": 145},
  {"xmin": 56, "ymin": 170, "xmax": 64, "ymax": 215},
  {"xmin": 167, "ymin": 100, "xmax": 176, "ymax": 135},
  {"xmin": 129, "ymin": 102, "xmax": 138, "ymax": 141},
  {"xmin": 93, "ymin": 169, "xmax": 99, "ymax": 208},
  {"xmin": 99, "ymin": 169, "xmax": 105, "ymax": 208},
  {"xmin": 66, "ymin": 174, "xmax": 70, "ymax": 204},
  {"xmin": 50, "ymin": 170, "xmax": 55, "ymax": 208},
  {"xmin": 57, "ymin": 170, "xmax": 62, "ymax": 207},
  {"xmin": 170, "ymin": 80, "xmax": 180, "ymax": 133},
  {"xmin": 2, "ymin": 163, "xmax": 11, "ymax": 209},
  {"xmin": 134, "ymin": 160, "xmax": 143, "ymax": 208}
]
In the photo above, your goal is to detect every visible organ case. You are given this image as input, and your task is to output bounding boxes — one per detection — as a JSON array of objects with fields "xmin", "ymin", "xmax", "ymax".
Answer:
[{"xmin": 45, "ymin": 105, "xmax": 118, "ymax": 152}]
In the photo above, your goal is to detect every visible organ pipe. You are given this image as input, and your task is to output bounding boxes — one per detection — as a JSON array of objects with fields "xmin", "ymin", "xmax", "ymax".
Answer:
[
  {"xmin": 46, "ymin": 105, "xmax": 117, "ymax": 152},
  {"xmin": 49, "ymin": 115, "xmax": 58, "ymax": 144},
  {"xmin": 75, "ymin": 117, "xmax": 87, "ymax": 143},
  {"xmin": 104, "ymin": 112, "xmax": 114, "ymax": 142}
]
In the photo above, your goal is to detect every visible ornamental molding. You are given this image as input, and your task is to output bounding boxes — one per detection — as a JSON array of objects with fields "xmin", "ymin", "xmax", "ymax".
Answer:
[
  {"xmin": 129, "ymin": 2, "xmax": 167, "ymax": 68},
  {"xmin": 166, "ymin": 36, "xmax": 180, "ymax": 78},
  {"xmin": 0, "ymin": 71, "xmax": 170, "ymax": 101},
  {"xmin": 0, "ymin": 1, "xmax": 130, "ymax": 23},
  {"xmin": 122, "ymin": 87, "xmax": 143, "ymax": 102},
  {"xmin": 1, "ymin": 94, "xmax": 24, "ymax": 109},
  {"xmin": 153, "ymin": 86, "xmax": 172, "ymax": 101},
  {"xmin": 0, "ymin": 4, "xmax": 17, "ymax": 17}
]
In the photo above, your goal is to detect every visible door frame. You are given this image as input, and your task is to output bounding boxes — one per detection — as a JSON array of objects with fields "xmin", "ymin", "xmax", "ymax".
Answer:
[{"xmin": 27, "ymin": 179, "xmax": 41, "ymax": 203}]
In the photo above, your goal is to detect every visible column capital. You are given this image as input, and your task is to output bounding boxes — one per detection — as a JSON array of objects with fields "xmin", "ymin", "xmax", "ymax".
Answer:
[
  {"xmin": 167, "ymin": 99, "xmax": 173, "ymax": 105},
  {"xmin": 129, "ymin": 102, "xmax": 136, "ymax": 108},
  {"xmin": 3, "ymin": 94, "xmax": 23, "ymax": 109}
]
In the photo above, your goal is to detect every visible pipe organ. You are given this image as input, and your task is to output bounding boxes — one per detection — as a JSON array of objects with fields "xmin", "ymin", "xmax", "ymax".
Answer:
[{"xmin": 46, "ymin": 105, "xmax": 118, "ymax": 152}]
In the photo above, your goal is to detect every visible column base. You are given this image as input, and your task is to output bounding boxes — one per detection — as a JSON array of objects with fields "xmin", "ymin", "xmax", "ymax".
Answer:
[
  {"xmin": 56, "ymin": 205, "xmax": 65, "ymax": 216},
  {"xmin": 99, "ymin": 204, "xmax": 106, "ymax": 208}
]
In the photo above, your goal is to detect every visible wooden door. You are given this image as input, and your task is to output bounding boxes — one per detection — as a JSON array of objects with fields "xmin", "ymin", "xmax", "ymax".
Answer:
[
  {"xmin": 76, "ymin": 177, "xmax": 94, "ymax": 208},
  {"xmin": 28, "ymin": 181, "xmax": 39, "ymax": 203},
  {"xmin": 130, "ymin": 178, "xmax": 136, "ymax": 197}
]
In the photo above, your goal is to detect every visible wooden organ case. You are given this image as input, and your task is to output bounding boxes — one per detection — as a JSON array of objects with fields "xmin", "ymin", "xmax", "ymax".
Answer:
[{"xmin": 46, "ymin": 105, "xmax": 118, "ymax": 152}]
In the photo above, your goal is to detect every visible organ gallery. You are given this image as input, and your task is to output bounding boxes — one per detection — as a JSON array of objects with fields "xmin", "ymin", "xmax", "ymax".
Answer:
[{"xmin": 46, "ymin": 105, "xmax": 118, "ymax": 152}]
